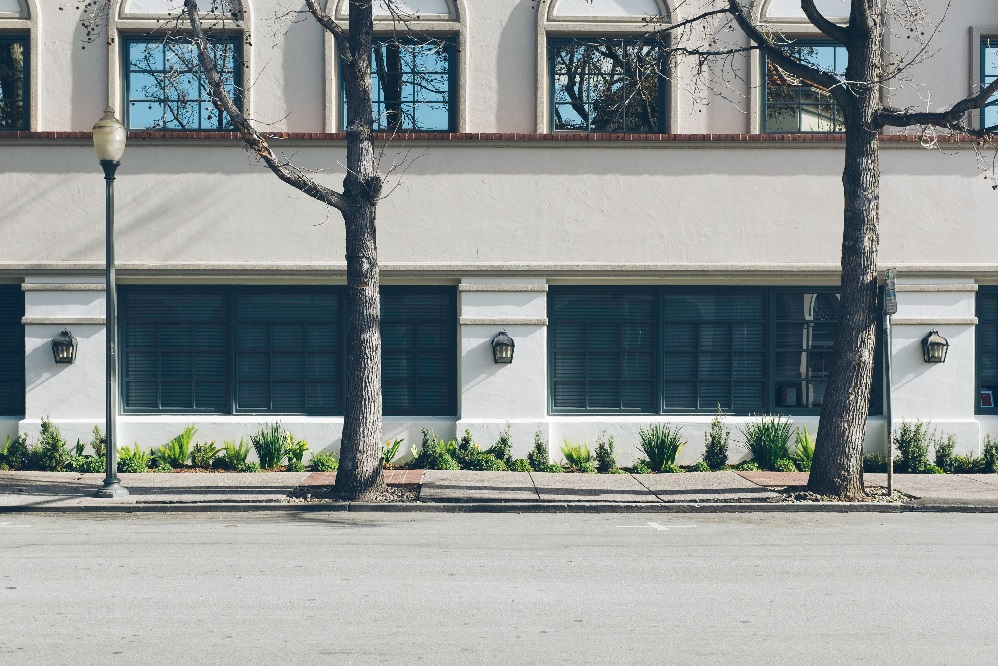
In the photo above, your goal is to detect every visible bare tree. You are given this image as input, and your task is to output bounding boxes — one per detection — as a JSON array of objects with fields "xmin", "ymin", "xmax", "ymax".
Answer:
[
  {"xmin": 652, "ymin": 0, "xmax": 998, "ymax": 499},
  {"xmin": 179, "ymin": 0, "xmax": 389, "ymax": 501}
]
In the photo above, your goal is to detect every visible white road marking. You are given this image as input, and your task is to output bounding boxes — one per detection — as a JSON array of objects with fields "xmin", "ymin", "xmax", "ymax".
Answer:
[{"xmin": 616, "ymin": 522, "xmax": 670, "ymax": 531}]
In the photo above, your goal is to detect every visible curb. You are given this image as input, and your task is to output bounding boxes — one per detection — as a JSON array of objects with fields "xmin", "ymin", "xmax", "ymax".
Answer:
[{"xmin": 4, "ymin": 500, "xmax": 998, "ymax": 514}]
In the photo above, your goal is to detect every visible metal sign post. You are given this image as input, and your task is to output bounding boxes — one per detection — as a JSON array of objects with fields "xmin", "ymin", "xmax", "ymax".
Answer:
[{"xmin": 884, "ymin": 269, "xmax": 897, "ymax": 496}]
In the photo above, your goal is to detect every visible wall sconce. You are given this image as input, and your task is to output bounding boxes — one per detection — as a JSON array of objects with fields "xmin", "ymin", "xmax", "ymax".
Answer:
[
  {"xmin": 51, "ymin": 329, "xmax": 78, "ymax": 364},
  {"xmin": 491, "ymin": 330, "xmax": 514, "ymax": 364},
  {"xmin": 921, "ymin": 330, "xmax": 949, "ymax": 364}
]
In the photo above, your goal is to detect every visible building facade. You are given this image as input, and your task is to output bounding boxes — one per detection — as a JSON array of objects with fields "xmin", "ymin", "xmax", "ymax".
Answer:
[{"xmin": 1, "ymin": 0, "xmax": 997, "ymax": 464}]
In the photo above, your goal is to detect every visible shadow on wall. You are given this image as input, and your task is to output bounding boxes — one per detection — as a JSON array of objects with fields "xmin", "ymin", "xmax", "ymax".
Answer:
[
  {"xmin": 24, "ymin": 337, "xmax": 66, "ymax": 393},
  {"xmin": 460, "ymin": 336, "xmax": 506, "ymax": 394},
  {"xmin": 893, "ymin": 335, "xmax": 935, "ymax": 390}
]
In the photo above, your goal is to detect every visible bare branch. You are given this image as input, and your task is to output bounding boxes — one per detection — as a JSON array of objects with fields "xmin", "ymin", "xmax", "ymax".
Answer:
[
  {"xmin": 876, "ymin": 76, "xmax": 998, "ymax": 131},
  {"xmin": 183, "ymin": 0, "xmax": 348, "ymax": 212},
  {"xmin": 800, "ymin": 0, "xmax": 849, "ymax": 45}
]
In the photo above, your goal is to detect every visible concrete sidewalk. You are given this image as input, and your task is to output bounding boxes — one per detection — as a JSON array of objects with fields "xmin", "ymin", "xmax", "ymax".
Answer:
[{"xmin": 3, "ymin": 469, "xmax": 998, "ymax": 512}]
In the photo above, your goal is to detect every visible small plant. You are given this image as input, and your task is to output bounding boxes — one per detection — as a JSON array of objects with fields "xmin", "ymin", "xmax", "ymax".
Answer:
[
  {"xmin": 510, "ymin": 458, "xmax": 533, "ymax": 473},
  {"xmin": 285, "ymin": 434, "xmax": 309, "ymax": 471},
  {"xmin": 0, "ymin": 434, "xmax": 29, "ymax": 470},
  {"xmin": 561, "ymin": 440, "xmax": 594, "ymax": 473},
  {"xmin": 308, "ymin": 452, "xmax": 339, "ymax": 472},
  {"xmin": 238, "ymin": 461, "xmax": 262, "ymax": 473},
  {"xmin": 894, "ymin": 420, "xmax": 932, "ymax": 474},
  {"xmin": 88, "ymin": 426, "xmax": 107, "ymax": 460},
  {"xmin": 793, "ymin": 427, "xmax": 816, "ymax": 472},
  {"xmin": 734, "ymin": 460, "xmax": 760, "ymax": 472},
  {"xmin": 934, "ymin": 433, "xmax": 957, "ymax": 473},
  {"xmin": 774, "ymin": 458, "xmax": 798, "ymax": 473},
  {"xmin": 381, "ymin": 438, "xmax": 404, "ymax": 468},
  {"xmin": 157, "ymin": 425, "xmax": 196, "ymax": 468},
  {"xmin": 251, "ymin": 423, "xmax": 287, "ymax": 470},
  {"xmin": 703, "ymin": 407, "xmax": 730, "ymax": 471},
  {"xmin": 527, "ymin": 431, "xmax": 549, "ymax": 471},
  {"xmin": 690, "ymin": 460, "xmax": 710, "ymax": 473},
  {"xmin": 190, "ymin": 441, "xmax": 220, "ymax": 469},
  {"xmin": 67, "ymin": 454, "xmax": 105, "ymax": 473},
  {"xmin": 118, "ymin": 444, "xmax": 149, "ymax": 473},
  {"xmin": 952, "ymin": 453, "xmax": 984, "ymax": 474},
  {"xmin": 862, "ymin": 452, "xmax": 889, "ymax": 473},
  {"xmin": 28, "ymin": 418, "xmax": 70, "ymax": 471},
  {"xmin": 983, "ymin": 435, "xmax": 998, "ymax": 474},
  {"xmin": 220, "ymin": 439, "xmax": 252, "ymax": 471},
  {"xmin": 594, "ymin": 431, "xmax": 619, "ymax": 474},
  {"xmin": 485, "ymin": 425, "xmax": 514, "ymax": 465},
  {"xmin": 415, "ymin": 430, "xmax": 460, "ymax": 470},
  {"xmin": 454, "ymin": 430, "xmax": 481, "ymax": 468},
  {"xmin": 741, "ymin": 416, "xmax": 793, "ymax": 471},
  {"xmin": 464, "ymin": 453, "xmax": 508, "ymax": 471},
  {"xmin": 630, "ymin": 459, "xmax": 652, "ymax": 474},
  {"xmin": 637, "ymin": 424, "xmax": 686, "ymax": 473}
]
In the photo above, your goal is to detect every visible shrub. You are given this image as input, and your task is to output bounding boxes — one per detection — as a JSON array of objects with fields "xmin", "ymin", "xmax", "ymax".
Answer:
[
  {"xmin": 774, "ymin": 458, "xmax": 798, "ymax": 473},
  {"xmin": 894, "ymin": 420, "xmax": 932, "ymax": 474},
  {"xmin": 28, "ymin": 418, "xmax": 70, "ymax": 471},
  {"xmin": 118, "ymin": 444, "xmax": 149, "ymax": 473},
  {"xmin": 381, "ymin": 438, "xmax": 404, "ymax": 468},
  {"xmin": 464, "ymin": 453, "xmax": 508, "ymax": 471},
  {"xmin": 485, "ymin": 425, "xmax": 513, "ymax": 465},
  {"xmin": 934, "ymin": 433, "xmax": 957, "ymax": 473},
  {"xmin": 637, "ymin": 424, "xmax": 686, "ymax": 473},
  {"xmin": 734, "ymin": 460, "xmax": 760, "ymax": 472},
  {"xmin": 157, "ymin": 425, "xmax": 197, "ymax": 468},
  {"xmin": 237, "ymin": 461, "xmax": 261, "ymax": 473},
  {"xmin": 630, "ymin": 459, "xmax": 652, "ymax": 474},
  {"xmin": 983, "ymin": 435, "xmax": 998, "ymax": 474},
  {"xmin": 251, "ymin": 423, "xmax": 287, "ymax": 470},
  {"xmin": 510, "ymin": 458, "xmax": 533, "ymax": 473},
  {"xmin": 0, "ymin": 434, "xmax": 29, "ymax": 470},
  {"xmin": 703, "ymin": 407, "xmax": 730, "ymax": 471},
  {"xmin": 415, "ymin": 430, "xmax": 461, "ymax": 471},
  {"xmin": 952, "ymin": 454, "xmax": 984, "ymax": 474},
  {"xmin": 862, "ymin": 452, "xmax": 889, "ymax": 473},
  {"xmin": 190, "ymin": 441, "xmax": 220, "ymax": 469},
  {"xmin": 527, "ymin": 431, "xmax": 549, "ymax": 471},
  {"xmin": 742, "ymin": 416, "xmax": 793, "ymax": 471},
  {"xmin": 660, "ymin": 462, "xmax": 682, "ymax": 474},
  {"xmin": 793, "ymin": 427, "xmax": 815, "ymax": 472},
  {"xmin": 308, "ymin": 452, "xmax": 339, "ymax": 472},
  {"xmin": 88, "ymin": 426, "xmax": 107, "ymax": 460},
  {"xmin": 455, "ymin": 430, "xmax": 481, "ymax": 468},
  {"xmin": 285, "ymin": 434, "xmax": 309, "ymax": 469},
  {"xmin": 561, "ymin": 440, "xmax": 594, "ymax": 473},
  {"xmin": 220, "ymin": 439, "xmax": 252, "ymax": 471},
  {"xmin": 691, "ymin": 460, "xmax": 710, "ymax": 473},
  {"xmin": 594, "ymin": 431, "xmax": 619, "ymax": 474},
  {"xmin": 67, "ymin": 455, "xmax": 105, "ymax": 473}
]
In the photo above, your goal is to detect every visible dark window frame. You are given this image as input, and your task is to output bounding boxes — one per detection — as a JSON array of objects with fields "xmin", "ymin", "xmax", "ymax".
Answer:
[
  {"xmin": 548, "ymin": 286, "xmax": 883, "ymax": 417},
  {"xmin": 122, "ymin": 34, "xmax": 243, "ymax": 131},
  {"xmin": 0, "ymin": 33, "xmax": 30, "ymax": 131},
  {"xmin": 119, "ymin": 285, "xmax": 457, "ymax": 417},
  {"xmin": 0, "ymin": 284, "xmax": 25, "ymax": 417},
  {"xmin": 547, "ymin": 35, "xmax": 668, "ymax": 134},
  {"xmin": 981, "ymin": 37, "xmax": 998, "ymax": 131},
  {"xmin": 339, "ymin": 35, "xmax": 458, "ymax": 132},
  {"xmin": 762, "ymin": 39, "xmax": 847, "ymax": 134},
  {"xmin": 977, "ymin": 287, "xmax": 998, "ymax": 415}
]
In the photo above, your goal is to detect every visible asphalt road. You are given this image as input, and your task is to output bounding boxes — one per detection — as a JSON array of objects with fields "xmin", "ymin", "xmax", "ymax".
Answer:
[{"xmin": 1, "ymin": 511, "xmax": 996, "ymax": 665}]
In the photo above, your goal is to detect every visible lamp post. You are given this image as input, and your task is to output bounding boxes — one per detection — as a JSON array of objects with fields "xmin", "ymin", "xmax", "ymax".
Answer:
[{"xmin": 93, "ymin": 107, "xmax": 128, "ymax": 499}]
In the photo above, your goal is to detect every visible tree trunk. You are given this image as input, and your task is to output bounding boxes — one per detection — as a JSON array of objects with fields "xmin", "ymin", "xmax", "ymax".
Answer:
[
  {"xmin": 808, "ymin": 14, "xmax": 882, "ymax": 500},
  {"xmin": 334, "ymin": 0, "xmax": 386, "ymax": 501}
]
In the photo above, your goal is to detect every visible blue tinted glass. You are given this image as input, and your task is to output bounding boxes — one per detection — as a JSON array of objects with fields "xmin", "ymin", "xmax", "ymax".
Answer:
[
  {"xmin": 125, "ymin": 37, "xmax": 239, "ymax": 130},
  {"xmin": 356, "ymin": 38, "xmax": 453, "ymax": 132},
  {"xmin": 982, "ymin": 39, "xmax": 998, "ymax": 129},
  {"xmin": 764, "ymin": 41, "xmax": 845, "ymax": 133}
]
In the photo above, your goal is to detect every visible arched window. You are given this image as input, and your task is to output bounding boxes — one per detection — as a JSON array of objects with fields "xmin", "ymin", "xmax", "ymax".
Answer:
[
  {"xmin": 761, "ymin": 0, "xmax": 849, "ymax": 23},
  {"xmin": 329, "ymin": 0, "xmax": 466, "ymax": 132},
  {"xmin": 0, "ymin": 0, "xmax": 34, "ymax": 131},
  {"xmin": 538, "ymin": 0, "xmax": 672, "ymax": 133},
  {"xmin": 111, "ymin": 0, "xmax": 250, "ymax": 130}
]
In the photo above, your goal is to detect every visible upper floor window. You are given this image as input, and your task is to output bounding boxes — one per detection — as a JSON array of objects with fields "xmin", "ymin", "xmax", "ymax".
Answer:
[
  {"xmin": 124, "ymin": 35, "xmax": 241, "ymax": 130},
  {"xmin": 0, "ymin": 34, "xmax": 28, "ymax": 131},
  {"xmin": 982, "ymin": 38, "xmax": 998, "ymax": 130},
  {"xmin": 345, "ymin": 37, "xmax": 455, "ymax": 132},
  {"xmin": 549, "ymin": 37, "xmax": 666, "ymax": 133},
  {"xmin": 763, "ymin": 41, "xmax": 847, "ymax": 133}
]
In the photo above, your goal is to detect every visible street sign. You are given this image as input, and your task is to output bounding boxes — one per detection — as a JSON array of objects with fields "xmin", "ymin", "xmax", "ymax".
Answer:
[{"xmin": 885, "ymin": 268, "xmax": 898, "ymax": 316}]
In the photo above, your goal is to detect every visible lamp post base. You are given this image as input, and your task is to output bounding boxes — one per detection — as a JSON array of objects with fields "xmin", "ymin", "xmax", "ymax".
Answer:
[{"xmin": 94, "ymin": 480, "xmax": 129, "ymax": 499}]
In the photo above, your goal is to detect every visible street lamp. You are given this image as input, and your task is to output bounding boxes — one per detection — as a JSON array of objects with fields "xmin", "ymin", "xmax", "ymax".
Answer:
[{"xmin": 93, "ymin": 107, "xmax": 128, "ymax": 499}]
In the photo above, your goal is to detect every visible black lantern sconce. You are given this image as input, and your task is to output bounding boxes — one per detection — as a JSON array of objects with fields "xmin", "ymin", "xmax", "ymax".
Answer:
[
  {"xmin": 51, "ymin": 329, "xmax": 78, "ymax": 364},
  {"xmin": 491, "ymin": 330, "xmax": 514, "ymax": 364},
  {"xmin": 921, "ymin": 330, "xmax": 949, "ymax": 364}
]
